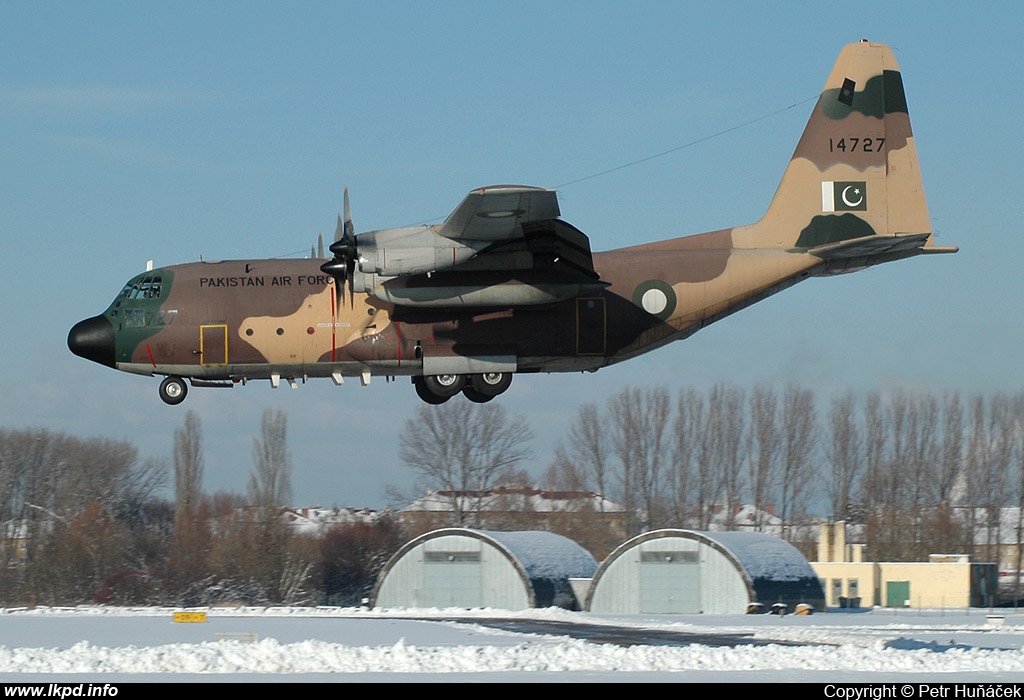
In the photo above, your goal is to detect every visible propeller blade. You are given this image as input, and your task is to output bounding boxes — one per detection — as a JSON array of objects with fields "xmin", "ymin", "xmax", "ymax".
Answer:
[
  {"xmin": 343, "ymin": 187, "xmax": 355, "ymax": 242},
  {"xmin": 317, "ymin": 233, "xmax": 324, "ymax": 259},
  {"xmin": 342, "ymin": 188, "xmax": 356, "ymax": 308},
  {"xmin": 321, "ymin": 187, "xmax": 358, "ymax": 309}
]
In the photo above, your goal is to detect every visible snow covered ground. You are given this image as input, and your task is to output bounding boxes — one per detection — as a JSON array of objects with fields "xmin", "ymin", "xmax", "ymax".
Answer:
[{"xmin": 1, "ymin": 606, "xmax": 1024, "ymax": 683}]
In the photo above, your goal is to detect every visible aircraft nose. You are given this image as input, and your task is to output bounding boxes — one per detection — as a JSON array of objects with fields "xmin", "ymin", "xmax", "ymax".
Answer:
[{"xmin": 68, "ymin": 315, "xmax": 116, "ymax": 368}]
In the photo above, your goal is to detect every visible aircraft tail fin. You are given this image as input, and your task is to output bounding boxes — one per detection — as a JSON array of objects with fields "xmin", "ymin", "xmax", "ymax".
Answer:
[{"xmin": 734, "ymin": 40, "xmax": 956, "ymax": 264}]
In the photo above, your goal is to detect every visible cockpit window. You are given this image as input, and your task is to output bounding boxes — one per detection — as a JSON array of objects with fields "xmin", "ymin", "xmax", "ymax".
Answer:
[
  {"xmin": 107, "ymin": 274, "xmax": 172, "ymax": 325},
  {"xmin": 120, "ymin": 276, "xmax": 163, "ymax": 300}
]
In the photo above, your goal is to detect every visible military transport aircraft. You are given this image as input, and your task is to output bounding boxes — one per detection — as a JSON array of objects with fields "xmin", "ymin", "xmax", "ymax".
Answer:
[{"xmin": 68, "ymin": 41, "xmax": 957, "ymax": 405}]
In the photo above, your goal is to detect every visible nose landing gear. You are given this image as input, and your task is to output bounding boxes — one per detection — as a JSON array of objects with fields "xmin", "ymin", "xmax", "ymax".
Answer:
[{"xmin": 158, "ymin": 376, "xmax": 188, "ymax": 405}]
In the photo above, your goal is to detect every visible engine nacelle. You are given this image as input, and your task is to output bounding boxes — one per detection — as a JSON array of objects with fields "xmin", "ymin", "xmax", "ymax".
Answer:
[{"xmin": 355, "ymin": 226, "xmax": 487, "ymax": 277}]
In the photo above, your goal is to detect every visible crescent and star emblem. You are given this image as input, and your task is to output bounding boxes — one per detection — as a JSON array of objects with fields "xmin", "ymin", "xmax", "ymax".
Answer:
[{"xmin": 841, "ymin": 185, "xmax": 864, "ymax": 208}]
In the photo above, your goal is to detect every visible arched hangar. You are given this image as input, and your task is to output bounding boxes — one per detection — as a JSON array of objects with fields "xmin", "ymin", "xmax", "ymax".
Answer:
[
  {"xmin": 585, "ymin": 529, "xmax": 825, "ymax": 614},
  {"xmin": 371, "ymin": 528, "xmax": 598, "ymax": 610}
]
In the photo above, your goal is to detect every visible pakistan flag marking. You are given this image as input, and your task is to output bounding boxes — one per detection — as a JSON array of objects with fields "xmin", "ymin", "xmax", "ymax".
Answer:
[{"xmin": 821, "ymin": 181, "xmax": 867, "ymax": 212}]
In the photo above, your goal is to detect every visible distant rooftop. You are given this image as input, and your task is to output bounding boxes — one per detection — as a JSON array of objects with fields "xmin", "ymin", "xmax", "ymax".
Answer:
[{"xmin": 402, "ymin": 486, "xmax": 625, "ymax": 514}]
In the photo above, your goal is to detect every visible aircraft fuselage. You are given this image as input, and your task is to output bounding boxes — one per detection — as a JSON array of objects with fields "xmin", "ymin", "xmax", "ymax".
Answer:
[{"xmin": 69, "ymin": 232, "xmax": 820, "ymax": 401}]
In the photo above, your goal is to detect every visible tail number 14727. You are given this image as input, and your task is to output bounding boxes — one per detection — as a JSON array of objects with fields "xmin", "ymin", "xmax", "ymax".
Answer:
[{"xmin": 829, "ymin": 137, "xmax": 885, "ymax": 153}]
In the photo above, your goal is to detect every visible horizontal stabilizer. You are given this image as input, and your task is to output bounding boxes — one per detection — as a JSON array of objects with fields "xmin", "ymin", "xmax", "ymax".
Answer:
[{"xmin": 810, "ymin": 232, "xmax": 957, "ymax": 273}]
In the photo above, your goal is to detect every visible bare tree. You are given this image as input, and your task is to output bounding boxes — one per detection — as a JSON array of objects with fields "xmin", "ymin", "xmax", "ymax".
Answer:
[
  {"xmin": 858, "ymin": 390, "xmax": 957, "ymax": 561},
  {"xmin": 608, "ymin": 387, "xmax": 672, "ymax": 531},
  {"xmin": 916, "ymin": 391, "xmax": 967, "ymax": 557},
  {"xmin": 932, "ymin": 392, "xmax": 965, "ymax": 506},
  {"xmin": 688, "ymin": 390, "xmax": 719, "ymax": 530},
  {"xmin": 249, "ymin": 408, "xmax": 294, "ymax": 512},
  {"xmin": 0, "ymin": 429, "xmax": 149, "ymax": 602},
  {"xmin": 548, "ymin": 403, "xmax": 610, "ymax": 500},
  {"xmin": 904, "ymin": 393, "xmax": 940, "ymax": 557},
  {"xmin": 166, "ymin": 411, "xmax": 211, "ymax": 597},
  {"xmin": 958, "ymin": 395, "xmax": 985, "ymax": 558},
  {"xmin": 544, "ymin": 402, "xmax": 628, "ymax": 557},
  {"xmin": 859, "ymin": 391, "xmax": 890, "ymax": 558},
  {"xmin": 748, "ymin": 386, "xmax": 781, "ymax": 530},
  {"xmin": 399, "ymin": 402, "xmax": 533, "ymax": 526},
  {"xmin": 670, "ymin": 387, "xmax": 702, "ymax": 527},
  {"xmin": 32, "ymin": 499, "xmax": 135, "ymax": 605},
  {"xmin": 232, "ymin": 409, "xmax": 306, "ymax": 604},
  {"xmin": 173, "ymin": 411, "xmax": 204, "ymax": 537},
  {"xmin": 706, "ymin": 384, "xmax": 747, "ymax": 530},
  {"xmin": 974, "ymin": 394, "xmax": 1015, "ymax": 566},
  {"xmin": 778, "ymin": 384, "xmax": 816, "ymax": 539},
  {"xmin": 826, "ymin": 390, "xmax": 861, "ymax": 521}
]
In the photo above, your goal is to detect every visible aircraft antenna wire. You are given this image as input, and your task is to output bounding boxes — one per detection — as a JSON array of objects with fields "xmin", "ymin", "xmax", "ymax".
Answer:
[
  {"xmin": 279, "ymin": 93, "xmax": 820, "ymax": 254},
  {"xmin": 554, "ymin": 94, "xmax": 819, "ymax": 189}
]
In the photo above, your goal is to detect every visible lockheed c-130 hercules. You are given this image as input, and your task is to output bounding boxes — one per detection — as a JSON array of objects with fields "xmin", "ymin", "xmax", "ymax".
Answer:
[{"xmin": 68, "ymin": 41, "xmax": 956, "ymax": 405}]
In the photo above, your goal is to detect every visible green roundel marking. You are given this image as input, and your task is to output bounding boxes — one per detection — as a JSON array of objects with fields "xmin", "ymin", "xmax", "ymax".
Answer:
[{"xmin": 632, "ymin": 280, "xmax": 677, "ymax": 321}]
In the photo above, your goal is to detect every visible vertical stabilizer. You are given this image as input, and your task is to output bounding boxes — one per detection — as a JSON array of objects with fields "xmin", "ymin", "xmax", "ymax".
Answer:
[{"xmin": 734, "ymin": 41, "xmax": 953, "ymax": 260}]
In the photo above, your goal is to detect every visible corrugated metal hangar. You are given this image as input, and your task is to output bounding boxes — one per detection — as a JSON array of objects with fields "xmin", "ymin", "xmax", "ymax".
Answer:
[
  {"xmin": 585, "ymin": 529, "xmax": 826, "ymax": 614},
  {"xmin": 371, "ymin": 528, "xmax": 598, "ymax": 610}
]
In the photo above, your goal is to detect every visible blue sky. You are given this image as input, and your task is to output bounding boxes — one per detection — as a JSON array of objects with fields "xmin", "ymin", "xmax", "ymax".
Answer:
[{"xmin": 0, "ymin": 1, "xmax": 1018, "ymax": 509}]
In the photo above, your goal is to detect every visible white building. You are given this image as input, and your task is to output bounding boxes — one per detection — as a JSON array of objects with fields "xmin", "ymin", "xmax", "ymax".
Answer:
[
  {"xmin": 585, "ymin": 529, "xmax": 825, "ymax": 614},
  {"xmin": 371, "ymin": 528, "xmax": 598, "ymax": 610}
]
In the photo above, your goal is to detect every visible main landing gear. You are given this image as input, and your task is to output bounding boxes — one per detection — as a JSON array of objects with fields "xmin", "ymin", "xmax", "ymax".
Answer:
[{"xmin": 413, "ymin": 372, "xmax": 513, "ymax": 404}]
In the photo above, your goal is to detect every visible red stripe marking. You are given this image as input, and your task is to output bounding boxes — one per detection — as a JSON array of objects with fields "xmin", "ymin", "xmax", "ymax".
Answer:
[
  {"xmin": 145, "ymin": 344, "xmax": 156, "ymax": 368},
  {"xmin": 331, "ymin": 284, "xmax": 337, "ymax": 362}
]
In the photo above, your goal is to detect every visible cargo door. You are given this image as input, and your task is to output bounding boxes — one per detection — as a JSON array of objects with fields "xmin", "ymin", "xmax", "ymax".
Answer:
[
  {"xmin": 200, "ymin": 324, "xmax": 228, "ymax": 366},
  {"xmin": 576, "ymin": 297, "xmax": 606, "ymax": 355}
]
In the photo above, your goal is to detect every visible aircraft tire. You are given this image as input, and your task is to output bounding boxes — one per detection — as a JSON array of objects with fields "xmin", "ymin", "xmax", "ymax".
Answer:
[
  {"xmin": 422, "ymin": 374, "xmax": 465, "ymax": 398},
  {"xmin": 469, "ymin": 372, "xmax": 512, "ymax": 397},
  {"xmin": 159, "ymin": 376, "xmax": 188, "ymax": 405},
  {"xmin": 413, "ymin": 376, "xmax": 453, "ymax": 404},
  {"xmin": 462, "ymin": 386, "xmax": 496, "ymax": 403}
]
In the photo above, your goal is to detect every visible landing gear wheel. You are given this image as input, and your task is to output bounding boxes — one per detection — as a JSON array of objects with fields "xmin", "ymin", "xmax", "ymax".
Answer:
[
  {"xmin": 413, "ymin": 376, "xmax": 451, "ymax": 404},
  {"xmin": 159, "ymin": 376, "xmax": 188, "ymax": 405},
  {"xmin": 462, "ymin": 386, "xmax": 496, "ymax": 403},
  {"xmin": 469, "ymin": 372, "xmax": 512, "ymax": 397},
  {"xmin": 422, "ymin": 374, "xmax": 465, "ymax": 398}
]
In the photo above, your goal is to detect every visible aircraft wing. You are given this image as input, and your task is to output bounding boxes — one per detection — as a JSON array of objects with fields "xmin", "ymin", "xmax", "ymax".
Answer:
[
  {"xmin": 436, "ymin": 186, "xmax": 560, "ymax": 241},
  {"xmin": 436, "ymin": 185, "xmax": 599, "ymax": 279},
  {"xmin": 353, "ymin": 185, "xmax": 602, "ymax": 307}
]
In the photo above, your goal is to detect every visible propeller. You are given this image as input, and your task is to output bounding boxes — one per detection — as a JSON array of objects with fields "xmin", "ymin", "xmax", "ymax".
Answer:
[{"xmin": 320, "ymin": 187, "xmax": 358, "ymax": 308}]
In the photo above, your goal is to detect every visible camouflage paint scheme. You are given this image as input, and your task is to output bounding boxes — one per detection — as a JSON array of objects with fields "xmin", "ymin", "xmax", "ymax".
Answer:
[{"xmin": 68, "ymin": 41, "xmax": 956, "ymax": 405}]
